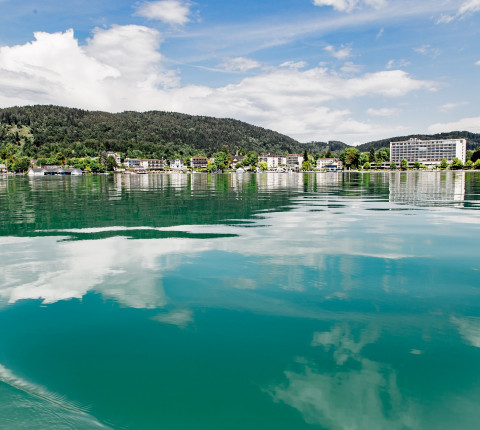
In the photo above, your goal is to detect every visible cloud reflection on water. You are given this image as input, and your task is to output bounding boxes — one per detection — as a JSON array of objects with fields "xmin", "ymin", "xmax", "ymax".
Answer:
[{"xmin": 269, "ymin": 323, "xmax": 419, "ymax": 430}]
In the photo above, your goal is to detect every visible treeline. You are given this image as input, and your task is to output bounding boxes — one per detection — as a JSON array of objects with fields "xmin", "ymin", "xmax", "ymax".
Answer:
[{"xmin": 0, "ymin": 105, "xmax": 337, "ymax": 160}]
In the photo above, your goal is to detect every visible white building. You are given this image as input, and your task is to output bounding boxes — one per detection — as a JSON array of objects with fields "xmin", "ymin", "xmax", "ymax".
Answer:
[
  {"xmin": 140, "ymin": 159, "xmax": 166, "ymax": 171},
  {"xmin": 170, "ymin": 158, "xmax": 187, "ymax": 171},
  {"xmin": 390, "ymin": 138, "xmax": 467, "ymax": 166},
  {"xmin": 317, "ymin": 158, "xmax": 343, "ymax": 170},
  {"xmin": 124, "ymin": 158, "xmax": 140, "ymax": 169},
  {"xmin": 286, "ymin": 154, "xmax": 304, "ymax": 167},
  {"xmin": 258, "ymin": 155, "xmax": 287, "ymax": 169}
]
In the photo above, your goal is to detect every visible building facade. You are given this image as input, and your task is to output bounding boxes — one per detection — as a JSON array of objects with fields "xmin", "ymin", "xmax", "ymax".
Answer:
[
  {"xmin": 124, "ymin": 158, "xmax": 140, "ymax": 169},
  {"xmin": 140, "ymin": 159, "xmax": 166, "ymax": 170},
  {"xmin": 390, "ymin": 138, "xmax": 467, "ymax": 165},
  {"xmin": 258, "ymin": 155, "xmax": 287, "ymax": 169},
  {"xmin": 317, "ymin": 158, "xmax": 343, "ymax": 170},
  {"xmin": 286, "ymin": 154, "xmax": 304, "ymax": 167},
  {"xmin": 190, "ymin": 156, "xmax": 208, "ymax": 169},
  {"xmin": 170, "ymin": 158, "xmax": 187, "ymax": 171}
]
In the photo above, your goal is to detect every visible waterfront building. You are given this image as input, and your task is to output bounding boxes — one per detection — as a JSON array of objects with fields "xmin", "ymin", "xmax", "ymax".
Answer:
[
  {"xmin": 140, "ymin": 159, "xmax": 166, "ymax": 171},
  {"xmin": 390, "ymin": 138, "xmax": 467, "ymax": 166},
  {"xmin": 0, "ymin": 164, "xmax": 7, "ymax": 174},
  {"xmin": 286, "ymin": 154, "xmax": 304, "ymax": 168},
  {"xmin": 232, "ymin": 154, "xmax": 245, "ymax": 166},
  {"xmin": 27, "ymin": 167, "xmax": 45, "ymax": 176},
  {"xmin": 258, "ymin": 155, "xmax": 287, "ymax": 169},
  {"xmin": 190, "ymin": 156, "xmax": 208, "ymax": 169},
  {"xmin": 317, "ymin": 158, "xmax": 343, "ymax": 170},
  {"xmin": 170, "ymin": 158, "xmax": 187, "ymax": 171},
  {"xmin": 124, "ymin": 158, "xmax": 140, "ymax": 169}
]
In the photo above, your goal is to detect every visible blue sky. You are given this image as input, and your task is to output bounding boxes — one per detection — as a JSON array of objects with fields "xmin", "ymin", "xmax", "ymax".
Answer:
[{"xmin": 0, "ymin": 0, "xmax": 479, "ymax": 144}]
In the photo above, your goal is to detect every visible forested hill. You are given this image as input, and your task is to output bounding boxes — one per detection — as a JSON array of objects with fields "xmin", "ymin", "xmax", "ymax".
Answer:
[
  {"xmin": 357, "ymin": 131, "xmax": 480, "ymax": 152},
  {"xmin": 0, "ymin": 105, "xmax": 333, "ymax": 159}
]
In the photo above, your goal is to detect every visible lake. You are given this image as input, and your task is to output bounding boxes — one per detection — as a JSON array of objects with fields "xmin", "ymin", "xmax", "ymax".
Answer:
[{"xmin": 0, "ymin": 171, "xmax": 479, "ymax": 429}]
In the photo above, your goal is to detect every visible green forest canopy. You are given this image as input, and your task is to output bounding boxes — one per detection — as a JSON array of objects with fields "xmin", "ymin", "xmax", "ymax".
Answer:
[{"xmin": 1, "ymin": 105, "xmax": 479, "ymax": 161}]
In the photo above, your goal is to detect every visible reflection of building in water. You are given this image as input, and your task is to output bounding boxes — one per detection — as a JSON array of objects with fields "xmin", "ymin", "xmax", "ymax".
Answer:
[
  {"xmin": 169, "ymin": 173, "xmax": 189, "ymax": 189},
  {"xmin": 120, "ymin": 173, "xmax": 171, "ymax": 191},
  {"xmin": 257, "ymin": 172, "xmax": 304, "ymax": 191},
  {"xmin": 389, "ymin": 172, "xmax": 465, "ymax": 206},
  {"xmin": 190, "ymin": 173, "xmax": 209, "ymax": 192},
  {"xmin": 390, "ymin": 138, "xmax": 466, "ymax": 166}
]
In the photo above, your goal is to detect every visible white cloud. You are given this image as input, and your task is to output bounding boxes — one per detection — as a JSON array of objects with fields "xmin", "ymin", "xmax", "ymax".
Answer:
[
  {"xmin": 340, "ymin": 61, "xmax": 362, "ymax": 74},
  {"xmin": 436, "ymin": 14, "xmax": 455, "ymax": 24},
  {"xmin": 414, "ymin": 44, "xmax": 441, "ymax": 58},
  {"xmin": 475, "ymin": 60, "xmax": 480, "ymax": 66},
  {"xmin": 134, "ymin": 0, "xmax": 192, "ymax": 25},
  {"xmin": 428, "ymin": 116, "xmax": 480, "ymax": 133},
  {"xmin": 0, "ymin": 28, "xmax": 436, "ymax": 142},
  {"xmin": 366, "ymin": 107, "xmax": 399, "ymax": 117},
  {"xmin": 280, "ymin": 61, "xmax": 308, "ymax": 69},
  {"xmin": 436, "ymin": 0, "xmax": 480, "ymax": 23},
  {"xmin": 438, "ymin": 102, "xmax": 467, "ymax": 112},
  {"xmin": 386, "ymin": 59, "xmax": 410, "ymax": 69},
  {"xmin": 217, "ymin": 57, "xmax": 261, "ymax": 72},
  {"xmin": 458, "ymin": 0, "xmax": 480, "ymax": 16},
  {"xmin": 313, "ymin": 0, "xmax": 387, "ymax": 13},
  {"xmin": 324, "ymin": 44, "xmax": 352, "ymax": 59}
]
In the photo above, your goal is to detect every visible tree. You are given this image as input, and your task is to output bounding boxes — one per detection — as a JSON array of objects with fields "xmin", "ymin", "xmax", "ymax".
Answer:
[
  {"xmin": 413, "ymin": 161, "xmax": 421, "ymax": 169},
  {"xmin": 359, "ymin": 153, "xmax": 369, "ymax": 166},
  {"xmin": 390, "ymin": 161, "xmax": 397, "ymax": 170},
  {"xmin": 465, "ymin": 160, "xmax": 474, "ymax": 169},
  {"xmin": 303, "ymin": 150, "xmax": 308, "ymax": 163},
  {"xmin": 259, "ymin": 161, "xmax": 268, "ymax": 171},
  {"xmin": 440, "ymin": 158, "xmax": 448, "ymax": 169},
  {"xmin": 363, "ymin": 162, "xmax": 371, "ymax": 170},
  {"xmin": 341, "ymin": 147, "xmax": 360, "ymax": 169},
  {"xmin": 242, "ymin": 151, "xmax": 258, "ymax": 168},
  {"xmin": 471, "ymin": 149, "xmax": 480, "ymax": 163},
  {"xmin": 214, "ymin": 151, "xmax": 229, "ymax": 171},
  {"xmin": 401, "ymin": 159, "xmax": 408, "ymax": 170},
  {"xmin": 450, "ymin": 157, "xmax": 463, "ymax": 170},
  {"xmin": 369, "ymin": 147, "xmax": 375, "ymax": 163},
  {"xmin": 106, "ymin": 155, "xmax": 117, "ymax": 171},
  {"xmin": 474, "ymin": 159, "xmax": 480, "ymax": 169},
  {"xmin": 11, "ymin": 156, "xmax": 30, "ymax": 172},
  {"xmin": 376, "ymin": 147, "xmax": 390, "ymax": 162},
  {"xmin": 89, "ymin": 159, "xmax": 102, "ymax": 173}
]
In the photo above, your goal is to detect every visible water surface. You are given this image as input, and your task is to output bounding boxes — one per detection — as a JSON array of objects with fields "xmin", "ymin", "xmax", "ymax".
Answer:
[{"xmin": 1, "ymin": 172, "xmax": 479, "ymax": 429}]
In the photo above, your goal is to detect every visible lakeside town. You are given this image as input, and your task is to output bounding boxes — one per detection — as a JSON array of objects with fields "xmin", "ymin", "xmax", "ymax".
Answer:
[{"xmin": 1, "ymin": 137, "xmax": 480, "ymax": 176}]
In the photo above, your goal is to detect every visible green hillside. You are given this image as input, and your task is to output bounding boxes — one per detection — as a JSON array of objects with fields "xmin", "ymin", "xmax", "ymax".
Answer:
[{"xmin": 0, "ymin": 105, "xmax": 336, "ymax": 160}]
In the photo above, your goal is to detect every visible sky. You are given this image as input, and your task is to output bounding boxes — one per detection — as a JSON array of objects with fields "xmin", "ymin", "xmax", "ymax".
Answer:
[{"xmin": 0, "ymin": 0, "xmax": 479, "ymax": 144}]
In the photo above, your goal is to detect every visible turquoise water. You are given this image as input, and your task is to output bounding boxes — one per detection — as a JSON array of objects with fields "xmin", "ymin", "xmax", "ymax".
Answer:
[{"xmin": 0, "ymin": 172, "xmax": 479, "ymax": 429}]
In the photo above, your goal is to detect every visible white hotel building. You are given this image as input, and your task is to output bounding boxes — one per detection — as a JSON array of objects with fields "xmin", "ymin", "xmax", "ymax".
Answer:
[{"xmin": 390, "ymin": 138, "xmax": 467, "ymax": 167}]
